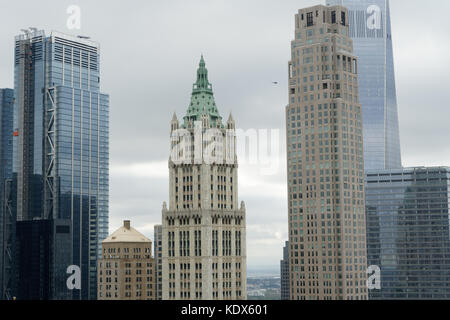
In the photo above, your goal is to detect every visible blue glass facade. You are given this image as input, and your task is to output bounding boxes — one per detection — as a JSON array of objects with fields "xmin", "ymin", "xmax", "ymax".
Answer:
[
  {"xmin": 13, "ymin": 31, "xmax": 46, "ymax": 221},
  {"xmin": 53, "ymin": 86, "xmax": 109, "ymax": 300},
  {"xmin": 366, "ymin": 168, "xmax": 450, "ymax": 299},
  {"xmin": 326, "ymin": 0, "xmax": 402, "ymax": 170},
  {"xmin": 0, "ymin": 88, "xmax": 14, "ymax": 300},
  {"xmin": 280, "ymin": 241, "xmax": 290, "ymax": 300},
  {"xmin": 13, "ymin": 31, "xmax": 109, "ymax": 300}
]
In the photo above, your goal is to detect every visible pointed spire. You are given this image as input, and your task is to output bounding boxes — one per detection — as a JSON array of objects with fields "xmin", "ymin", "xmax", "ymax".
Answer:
[
  {"xmin": 227, "ymin": 112, "xmax": 234, "ymax": 123},
  {"xmin": 199, "ymin": 54, "xmax": 205, "ymax": 67},
  {"xmin": 172, "ymin": 112, "xmax": 178, "ymax": 122},
  {"xmin": 195, "ymin": 55, "xmax": 211, "ymax": 91},
  {"xmin": 183, "ymin": 55, "xmax": 223, "ymax": 129}
]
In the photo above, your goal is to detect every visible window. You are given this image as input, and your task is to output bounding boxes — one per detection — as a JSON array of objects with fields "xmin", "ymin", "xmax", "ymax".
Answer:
[
  {"xmin": 331, "ymin": 11, "xmax": 336, "ymax": 24},
  {"xmin": 341, "ymin": 12, "xmax": 346, "ymax": 26},
  {"xmin": 307, "ymin": 12, "xmax": 313, "ymax": 27}
]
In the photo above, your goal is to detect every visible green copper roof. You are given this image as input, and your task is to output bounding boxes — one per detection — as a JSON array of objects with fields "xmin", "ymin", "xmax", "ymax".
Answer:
[{"xmin": 183, "ymin": 56, "xmax": 223, "ymax": 128}]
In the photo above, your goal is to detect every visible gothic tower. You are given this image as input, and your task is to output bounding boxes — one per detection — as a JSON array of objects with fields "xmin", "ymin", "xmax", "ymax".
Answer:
[{"xmin": 162, "ymin": 56, "xmax": 247, "ymax": 300}]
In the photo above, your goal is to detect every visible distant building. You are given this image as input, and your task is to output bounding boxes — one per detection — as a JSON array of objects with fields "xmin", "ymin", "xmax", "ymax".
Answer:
[
  {"xmin": 280, "ymin": 241, "xmax": 289, "ymax": 300},
  {"xmin": 0, "ymin": 88, "xmax": 14, "ymax": 300},
  {"xmin": 98, "ymin": 221, "xmax": 155, "ymax": 300},
  {"xmin": 366, "ymin": 167, "xmax": 450, "ymax": 299},
  {"xmin": 154, "ymin": 224, "xmax": 162, "ymax": 300}
]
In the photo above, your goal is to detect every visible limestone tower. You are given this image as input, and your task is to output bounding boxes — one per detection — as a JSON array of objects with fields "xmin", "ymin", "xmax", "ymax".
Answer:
[
  {"xmin": 162, "ymin": 56, "xmax": 246, "ymax": 300},
  {"xmin": 286, "ymin": 5, "xmax": 367, "ymax": 300}
]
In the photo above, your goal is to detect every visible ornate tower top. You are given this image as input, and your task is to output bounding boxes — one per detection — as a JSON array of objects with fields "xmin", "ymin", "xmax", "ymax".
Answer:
[{"xmin": 183, "ymin": 56, "xmax": 223, "ymax": 128}]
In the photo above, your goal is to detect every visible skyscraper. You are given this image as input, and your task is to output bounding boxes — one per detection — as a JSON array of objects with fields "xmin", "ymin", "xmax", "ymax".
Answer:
[
  {"xmin": 162, "ymin": 56, "xmax": 247, "ymax": 300},
  {"xmin": 286, "ymin": 5, "xmax": 367, "ymax": 300},
  {"xmin": 13, "ymin": 29, "xmax": 109, "ymax": 300},
  {"xmin": 326, "ymin": 0, "xmax": 402, "ymax": 170},
  {"xmin": 0, "ymin": 88, "xmax": 15, "ymax": 300},
  {"xmin": 366, "ymin": 167, "xmax": 450, "ymax": 299},
  {"xmin": 280, "ymin": 241, "xmax": 290, "ymax": 300}
]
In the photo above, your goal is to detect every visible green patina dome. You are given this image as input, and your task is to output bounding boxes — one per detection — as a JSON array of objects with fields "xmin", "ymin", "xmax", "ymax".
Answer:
[{"xmin": 183, "ymin": 55, "xmax": 223, "ymax": 128}]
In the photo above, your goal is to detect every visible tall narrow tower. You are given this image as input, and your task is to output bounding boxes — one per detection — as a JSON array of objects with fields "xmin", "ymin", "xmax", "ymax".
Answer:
[
  {"xmin": 162, "ymin": 56, "xmax": 247, "ymax": 300},
  {"xmin": 12, "ymin": 30, "xmax": 109, "ymax": 300},
  {"xmin": 286, "ymin": 5, "xmax": 368, "ymax": 300},
  {"xmin": 326, "ymin": 0, "xmax": 402, "ymax": 170},
  {"xmin": 0, "ymin": 88, "xmax": 15, "ymax": 300}
]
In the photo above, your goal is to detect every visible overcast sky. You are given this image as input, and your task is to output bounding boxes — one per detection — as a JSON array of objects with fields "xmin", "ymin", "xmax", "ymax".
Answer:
[{"xmin": 1, "ymin": 0, "xmax": 449, "ymax": 274}]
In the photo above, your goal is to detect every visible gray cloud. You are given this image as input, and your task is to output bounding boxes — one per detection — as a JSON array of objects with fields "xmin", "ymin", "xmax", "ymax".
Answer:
[{"xmin": 0, "ymin": 0, "xmax": 448, "ymax": 271}]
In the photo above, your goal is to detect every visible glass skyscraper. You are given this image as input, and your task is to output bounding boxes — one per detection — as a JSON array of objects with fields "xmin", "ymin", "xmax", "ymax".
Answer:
[
  {"xmin": 0, "ymin": 88, "xmax": 15, "ymax": 300},
  {"xmin": 366, "ymin": 167, "xmax": 450, "ymax": 299},
  {"xmin": 326, "ymin": 0, "xmax": 402, "ymax": 170},
  {"xmin": 13, "ymin": 30, "xmax": 109, "ymax": 300},
  {"xmin": 280, "ymin": 241, "xmax": 289, "ymax": 300}
]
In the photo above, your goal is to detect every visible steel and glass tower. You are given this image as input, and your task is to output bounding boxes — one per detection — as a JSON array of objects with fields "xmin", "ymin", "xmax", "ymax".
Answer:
[
  {"xmin": 366, "ymin": 167, "xmax": 450, "ymax": 299},
  {"xmin": 13, "ymin": 29, "xmax": 109, "ymax": 300},
  {"xmin": 326, "ymin": 0, "xmax": 402, "ymax": 170},
  {"xmin": 0, "ymin": 89, "xmax": 15, "ymax": 300},
  {"xmin": 280, "ymin": 241, "xmax": 290, "ymax": 300}
]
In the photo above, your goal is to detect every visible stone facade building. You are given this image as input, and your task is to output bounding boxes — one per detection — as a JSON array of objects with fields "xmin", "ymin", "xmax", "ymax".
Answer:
[
  {"xmin": 98, "ymin": 221, "xmax": 155, "ymax": 300},
  {"xmin": 162, "ymin": 56, "xmax": 247, "ymax": 300},
  {"xmin": 286, "ymin": 5, "xmax": 368, "ymax": 300}
]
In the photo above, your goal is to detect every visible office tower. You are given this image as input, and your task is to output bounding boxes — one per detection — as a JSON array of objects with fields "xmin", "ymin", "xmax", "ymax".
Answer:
[
  {"xmin": 13, "ymin": 29, "xmax": 109, "ymax": 300},
  {"xmin": 162, "ymin": 56, "xmax": 247, "ymax": 300},
  {"xmin": 154, "ymin": 224, "xmax": 162, "ymax": 300},
  {"xmin": 286, "ymin": 5, "xmax": 367, "ymax": 300},
  {"xmin": 15, "ymin": 220, "xmax": 52, "ymax": 299},
  {"xmin": 280, "ymin": 241, "xmax": 290, "ymax": 300},
  {"xmin": 366, "ymin": 167, "xmax": 450, "ymax": 299},
  {"xmin": 98, "ymin": 221, "xmax": 155, "ymax": 300},
  {"xmin": 326, "ymin": 0, "xmax": 402, "ymax": 170},
  {"xmin": 0, "ymin": 89, "xmax": 15, "ymax": 300}
]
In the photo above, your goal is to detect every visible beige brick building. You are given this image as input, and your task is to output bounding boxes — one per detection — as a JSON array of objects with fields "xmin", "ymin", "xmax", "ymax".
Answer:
[
  {"xmin": 286, "ymin": 5, "xmax": 368, "ymax": 300},
  {"xmin": 97, "ymin": 221, "xmax": 156, "ymax": 300},
  {"xmin": 162, "ymin": 56, "xmax": 246, "ymax": 300}
]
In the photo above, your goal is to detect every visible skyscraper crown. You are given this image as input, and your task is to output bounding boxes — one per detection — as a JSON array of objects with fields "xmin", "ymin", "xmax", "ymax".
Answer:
[{"xmin": 183, "ymin": 56, "xmax": 223, "ymax": 128}]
